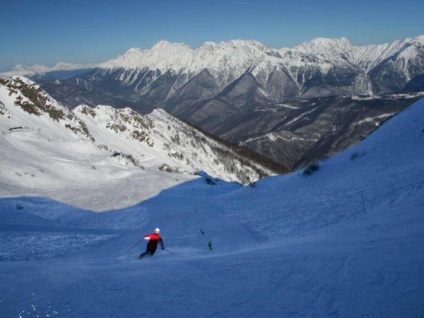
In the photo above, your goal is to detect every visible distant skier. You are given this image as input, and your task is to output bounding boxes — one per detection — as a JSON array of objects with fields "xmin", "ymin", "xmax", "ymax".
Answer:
[{"xmin": 139, "ymin": 228, "xmax": 165, "ymax": 259}]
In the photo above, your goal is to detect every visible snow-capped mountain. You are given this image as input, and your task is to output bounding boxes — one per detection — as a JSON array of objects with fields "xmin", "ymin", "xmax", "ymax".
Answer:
[
  {"xmin": 12, "ymin": 35, "xmax": 424, "ymax": 100},
  {"xmin": 0, "ymin": 76, "xmax": 283, "ymax": 210},
  {"xmin": 83, "ymin": 35, "xmax": 424, "ymax": 98},
  {"xmin": 9, "ymin": 35, "xmax": 424, "ymax": 169},
  {"xmin": 2, "ymin": 62, "xmax": 97, "ymax": 80},
  {"xmin": 98, "ymin": 40, "xmax": 277, "ymax": 89}
]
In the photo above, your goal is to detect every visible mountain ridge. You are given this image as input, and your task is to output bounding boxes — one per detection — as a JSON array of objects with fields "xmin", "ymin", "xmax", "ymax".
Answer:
[
  {"xmin": 5, "ymin": 35, "xmax": 424, "ymax": 86},
  {"xmin": 0, "ymin": 76, "xmax": 284, "ymax": 210}
]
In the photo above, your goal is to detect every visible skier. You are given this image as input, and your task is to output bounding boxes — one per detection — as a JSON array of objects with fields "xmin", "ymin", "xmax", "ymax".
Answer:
[{"xmin": 139, "ymin": 228, "xmax": 165, "ymax": 259}]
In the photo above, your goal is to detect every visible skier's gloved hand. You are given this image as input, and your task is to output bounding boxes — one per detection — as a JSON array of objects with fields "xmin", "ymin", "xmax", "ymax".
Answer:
[{"xmin": 162, "ymin": 246, "xmax": 165, "ymax": 250}]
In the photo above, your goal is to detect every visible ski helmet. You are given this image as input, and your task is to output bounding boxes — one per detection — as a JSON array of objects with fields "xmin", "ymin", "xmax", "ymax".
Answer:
[{"xmin": 155, "ymin": 228, "xmax": 160, "ymax": 233}]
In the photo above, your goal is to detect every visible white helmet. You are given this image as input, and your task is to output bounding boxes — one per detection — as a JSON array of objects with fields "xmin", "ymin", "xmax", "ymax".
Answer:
[{"xmin": 155, "ymin": 228, "xmax": 160, "ymax": 233}]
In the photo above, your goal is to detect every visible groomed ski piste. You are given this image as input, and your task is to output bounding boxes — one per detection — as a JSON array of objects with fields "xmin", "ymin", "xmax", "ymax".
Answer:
[{"xmin": 1, "ymin": 98, "xmax": 424, "ymax": 317}]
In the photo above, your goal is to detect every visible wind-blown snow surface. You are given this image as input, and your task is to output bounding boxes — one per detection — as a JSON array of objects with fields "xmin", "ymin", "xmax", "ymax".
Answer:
[{"xmin": 1, "ymin": 98, "xmax": 424, "ymax": 317}]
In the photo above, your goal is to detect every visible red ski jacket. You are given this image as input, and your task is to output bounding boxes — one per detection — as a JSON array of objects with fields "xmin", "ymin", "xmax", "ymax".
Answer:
[{"xmin": 144, "ymin": 233, "xmax": 164, "ymax": 251}]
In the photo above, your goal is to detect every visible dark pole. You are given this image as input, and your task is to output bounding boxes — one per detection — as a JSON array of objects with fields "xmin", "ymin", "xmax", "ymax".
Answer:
[{"xmin": 126, "ymin": 239, "xmax": 144, "ymax": 253}]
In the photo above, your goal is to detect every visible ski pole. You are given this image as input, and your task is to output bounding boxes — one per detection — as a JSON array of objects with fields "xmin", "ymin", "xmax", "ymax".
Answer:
[{"xmin": 126, "ymin": 239, "xmax": 144, "ymax": 253}]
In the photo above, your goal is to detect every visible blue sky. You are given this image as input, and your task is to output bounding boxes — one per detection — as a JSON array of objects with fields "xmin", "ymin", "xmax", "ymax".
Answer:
[{"xmin": 0, "ymin": 0, "xmax": 423, "ymax": 71}]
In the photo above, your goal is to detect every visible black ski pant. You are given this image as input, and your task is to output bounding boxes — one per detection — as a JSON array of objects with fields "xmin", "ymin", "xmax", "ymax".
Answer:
[{"xmin": 139, "ymin": 247, "xmax": 157, "ymax": 258}]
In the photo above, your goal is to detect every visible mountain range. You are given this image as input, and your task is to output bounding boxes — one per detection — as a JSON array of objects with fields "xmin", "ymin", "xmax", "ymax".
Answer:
[{"xmin": 3, "ymin": 35, "xmax": 424, "ymax": 169}]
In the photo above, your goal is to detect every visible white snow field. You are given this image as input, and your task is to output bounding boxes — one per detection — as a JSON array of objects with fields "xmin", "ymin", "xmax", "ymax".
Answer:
[
  {"xmin": 0, "ymin": 77, "xmax": 274, "ymax": 213},
  {"xmin": 1, "ymin": 97, "xmax": 424, "ymax": 317}
]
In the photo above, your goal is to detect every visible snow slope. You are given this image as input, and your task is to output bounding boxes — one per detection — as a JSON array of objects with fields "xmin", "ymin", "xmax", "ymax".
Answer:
[
  {"xmin": 0, "ymin": 77, "xmax": 196, "ymax": 211},
  {"xmin": 0, "ymin": 94, "xmax": 423, "ymax": 317},
  {"xmin": 0, "ymin": 77, "xmax": 276, "ymax": 211}
]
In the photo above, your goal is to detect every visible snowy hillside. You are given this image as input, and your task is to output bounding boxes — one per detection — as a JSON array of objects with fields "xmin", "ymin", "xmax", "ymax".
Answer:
[
  {"xmin": 0, "ymin": 76, "xmax": 278, "ymax": 210},
  {"xmin": 0, "ymin": 86, "xmax": 423, "ymax": 317}
]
